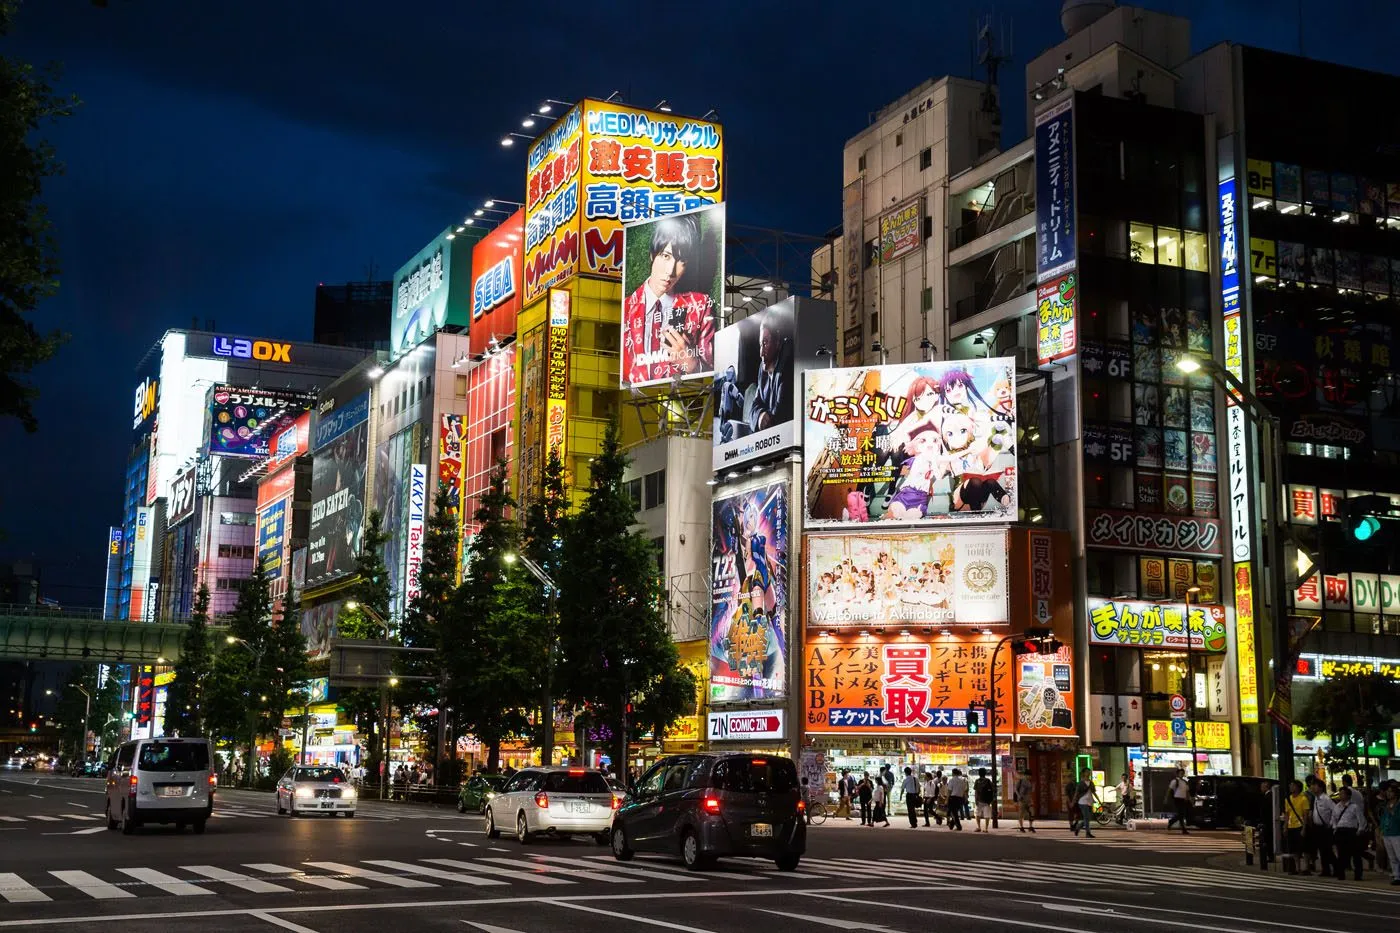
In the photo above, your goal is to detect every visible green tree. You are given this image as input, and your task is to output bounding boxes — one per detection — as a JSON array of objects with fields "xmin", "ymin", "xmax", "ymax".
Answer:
[
  {"xmin": 54, "ymin": 664, "xmax": 121, "ymax": 763},
  {"xmin": 1296, "ymin": 671, "xmax": 1400, "ymax": 777},
  {"xmin": 335, "ymin": 510, "xmax": 393, "ymax": 779},
  {"xmin": 0, "ymin": 1, "xmax": 72, "ymax": 431},
  {"xmin": 523, "ymin": 449, "xmax": 567, "ymax": 761},
  {"xmin": 557, "ymin": 420, "xmax": 693, "ymax": 776},
  {"xmin": 163, "ymin": 584, "xmax": 212, "ymax": 737}
]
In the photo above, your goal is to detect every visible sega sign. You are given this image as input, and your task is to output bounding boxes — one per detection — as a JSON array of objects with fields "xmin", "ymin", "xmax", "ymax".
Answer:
[
  {"xmin": 706, "ymin": 709, "xmax": 787, "ymax": 742},
  {"xmin": 212, "ymin": 336, "xmax": 292, "ymax": 363},
  {"xmin": 472, "ymin": 255, "xmax": 516, "ymax": 320}
]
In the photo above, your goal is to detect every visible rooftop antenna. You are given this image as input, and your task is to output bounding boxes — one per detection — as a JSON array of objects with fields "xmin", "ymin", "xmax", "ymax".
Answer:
[{"xmin": 976, "ymin": 14, "xmax": 1008, "ymax": 132}]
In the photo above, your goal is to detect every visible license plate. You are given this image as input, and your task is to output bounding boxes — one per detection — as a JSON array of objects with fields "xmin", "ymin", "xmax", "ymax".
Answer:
[
  {"xmin": 751, "ymin": 823, "xmax": 773, "ymax": 838},
  {"xmin": 321, "ymin": 802, "xmax": 334, "ymax": 809},
  {"xmin": 158, "ymin": 787, "xmax": 184, "ymax": 798},
  {"xmin": 569, "ymin": 801, "xmax": 590, "ymax": 814}
]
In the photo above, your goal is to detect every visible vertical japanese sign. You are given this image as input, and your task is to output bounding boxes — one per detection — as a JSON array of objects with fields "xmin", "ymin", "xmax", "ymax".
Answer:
[
  {"xmin": 1235, "ymin": 563, "xmax": 1259, "ymax": 723},
  {"xmin": 392, "ymin": 230, "xmax": 467, "ymax": 360},
  {"xmin": 709, "ymin": 480, "xmax": 789, "ymax": 703},
  {"xmin": 878, "ymin": 197, "xmax": 922, "ymax": 264},
  {"xmin": 404, "ymin": 463, "xmax": 427, "ymax": 608},
  {"xmin": 1220, "ymin": 177, "xmax": 1240, "ymax": 316},
  {"xmin": 524, "ymin": 105, "xmax": 583, "ymax": 304},
  {"xmin": 135, "ymin": 666, "xmax": 155, "ymax": 729},
  {"xmin": 545, "ymin": 290, "xmax": 570, "ymax": 466},
  {"xmin": 1034, "ymin": 97, "xmax": 1075, "ymax": 282},
  {"xmin": 1029, "ymin": 529, "xmax": 1054, "ymax": 625},
  {"xmin": 841, "ymin": 179, "xmax": 864, "ymax": 364},
  {"xmin": 1035, "ymin": 272, "xmax": 1077, "ymax": 365}
]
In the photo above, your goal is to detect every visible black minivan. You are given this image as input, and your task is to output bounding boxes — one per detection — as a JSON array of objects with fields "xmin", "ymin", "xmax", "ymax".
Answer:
[{"xmin": 611, "ymin": 753, "xmax": 806, "ymax": 871}]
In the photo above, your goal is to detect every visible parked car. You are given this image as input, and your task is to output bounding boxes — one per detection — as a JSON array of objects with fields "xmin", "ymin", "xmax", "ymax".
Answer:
[
  {"xmin": 1189, "ymin": 775, "xmax": 1277, "ymax": 829},
  {"xmin": 610, "ymin": 753, "xmax": 805, "ymax": 871},
  {"xmin": 103, "ymin": 737, "xmax": 215, "ymax": 834},
  {"xmin": 458, "ymin": 773, "xmax": 506, "ymax": 814},
  {"xmin": 484, "ymin": 767, "xmax": 618, "ymax": 844},
  {"xmin": 275, "ymin": 766, "xmax": 357, "ymax": 818}
]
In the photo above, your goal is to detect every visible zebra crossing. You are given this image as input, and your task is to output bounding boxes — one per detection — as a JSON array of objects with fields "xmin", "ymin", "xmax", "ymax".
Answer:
[
  {"xmin": 4, "ymin": 852, "xmax": 1393, "ymax": 904},
  {"xmin": 0, "ymin": 804, "xmax": 275, "ymax": 826},
  {"xmin": 1029, "ymin": 830, "xmax": 1246, "ymax": 852}
]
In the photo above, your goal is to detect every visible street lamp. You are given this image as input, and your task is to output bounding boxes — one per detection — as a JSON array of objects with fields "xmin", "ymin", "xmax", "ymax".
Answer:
[
  {"xmin": 74, "ymin": 685, "xmax": 91, "ymax": 764},
  {"xmin": 978, "ymin": 629, "xmax": 1060, "ymax": 828},
  {"xmin": 225, "ymin": 636, "xmax": 266, "ymax": 788},
  {"xmin": 504, "ymin": 551, "xmax": 560, "ymax": 766},
  {"xmin": 1177, "ymin": 352, "xmax": 1292, "ymax": 785},
  {"xmin": 344, "ymin": 600, "xmax": 396, "ymax": 797}
]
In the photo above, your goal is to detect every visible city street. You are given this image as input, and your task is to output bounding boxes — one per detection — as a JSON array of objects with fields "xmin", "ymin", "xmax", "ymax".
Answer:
[{"xmin": 4, "ymin": 774, "xmax": 1397, "ymax": 932}]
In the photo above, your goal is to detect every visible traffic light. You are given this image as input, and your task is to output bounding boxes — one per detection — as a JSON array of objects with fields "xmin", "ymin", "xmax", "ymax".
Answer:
[
  {"xmin": 1345, "ymin": 495, "xmax": 1391, "ymax": 541},
  {"xmin": 28, "ymin": 722, "xmax": 36, "ymax": 733},
  {"xmin": 966, "ymin": 705, "xmax": 981, "ymax": 734}
]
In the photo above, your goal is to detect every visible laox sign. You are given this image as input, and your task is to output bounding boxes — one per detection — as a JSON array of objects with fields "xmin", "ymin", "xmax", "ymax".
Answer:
[{"xmin": 212, "ymin": 336, "xmax": 291, "ymax": 362}]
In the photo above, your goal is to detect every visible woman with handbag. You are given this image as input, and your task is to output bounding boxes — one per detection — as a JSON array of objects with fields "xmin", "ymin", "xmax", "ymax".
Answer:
[{"xmin": 1280, "ymin": 780, "xmax": 1311, "ymax": 873}]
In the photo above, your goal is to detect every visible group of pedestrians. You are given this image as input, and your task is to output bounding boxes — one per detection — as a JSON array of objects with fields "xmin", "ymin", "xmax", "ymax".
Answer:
[
  {"xmin": 832, "ymin": 765, "xmax": 1018, "ymax": 833},
  {"xmin": 1278, "ymin": 776, "xmax": 1400, "ymax": 884}
]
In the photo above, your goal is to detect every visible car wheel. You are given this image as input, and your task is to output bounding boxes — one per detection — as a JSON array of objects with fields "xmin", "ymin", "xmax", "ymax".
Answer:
[
  {"xmin": 516, "ymin": 812, "xmax": 532, "ymax": 845},
  {"xmin": 105, "ymin": 800, "xmax": 118, "ymax": 831},
  {"xmin": 594, "ymin": 831, "xmax": 611, "ymax": 846},
  {"xmin": 485, "ymin": 807, "xmax": 500, "ymax": 839},
  {"xmin": 681, "ymin": 829, "xmax": 712, "ymax": 871},
  {"xmin": 457, "ymin": 798, "xmax": 467, "ymax": 813},
  {"xmin": 775, "ymin": 853, "xmax": 801, "ymax": 872},
  {"xmin": 120, "ymin": 801, "xmax": 137, "ymax": 835},
  {"xmin": 346, "ymin": 810, "xmax": 356, "ymax": 819},
  {"xmin": 611, "ymin": 825, "xmax": 634, "ymax": 861},
  {"xmin": 193, "ymin": 819, "xmax": 206, "ymax": 835}
]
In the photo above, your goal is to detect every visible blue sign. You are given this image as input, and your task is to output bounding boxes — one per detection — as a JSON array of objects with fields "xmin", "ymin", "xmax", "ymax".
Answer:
[
  {"xmin": 258, "ymin": 499, "xmax": 287, "ymax": 581},
  {"xmin": 1219, "ymin": 176, "xmax": 1239, "ymax": 315},
  {"xmin": 312, "ymin": 391, "xmax": 371, "ymax": 451},
  {"xmin": 1035, "ymin": 98, "xmax": 1076, "ymax": 282}
]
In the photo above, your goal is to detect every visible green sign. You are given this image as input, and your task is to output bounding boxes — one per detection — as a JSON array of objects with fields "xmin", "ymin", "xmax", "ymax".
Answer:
[{"xmin": 390, "ymin": 228, "xmax": 477, "ymax": 360}]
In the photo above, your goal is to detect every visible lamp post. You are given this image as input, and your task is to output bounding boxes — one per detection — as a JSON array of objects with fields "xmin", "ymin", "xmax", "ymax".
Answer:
[
  {"xmin": 979, "ymin": 629, "xmax": 1059, "ymax": 829},
  {"xmin": 345, "ymin": 600, "xmax": 395, "ymax": 799},
  {"xmin": 504, "ymin": 552, "xmax": 559, "ymax": 766},
  {"xmin": 224, "ymin": 636, "xmax": 265, "ymax": 788},
  {"xmin": 1177, "ymin": 353, "xmax": 1292, "ymax": 785},
  {"xmin": 73, "ymin": 685, "xmax": 91, "ymax": 765},
  {"xmin": 1185, "ymin": 586, "xmax": 1202, "ymax": 778}
]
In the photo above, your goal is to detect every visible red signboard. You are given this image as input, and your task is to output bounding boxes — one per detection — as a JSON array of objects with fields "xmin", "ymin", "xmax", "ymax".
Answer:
[
  {"xmin": 469, "ymin": 209, "xmax": 524, "ymax": 356},
  {"xmin": 135, "ymin": 666, "xmax": 155, "ymax": 726}
]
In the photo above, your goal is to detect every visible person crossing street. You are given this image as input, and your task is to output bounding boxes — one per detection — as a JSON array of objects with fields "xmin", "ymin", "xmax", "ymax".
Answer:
[
  {"xmin": 945, "ymin": 768, "xmax": 968, "ymax": 832},
  {"xmin": 1014, "ymin": 768, "xmax": 1036, "ymax": 833},
  {"xmin": 902, "ymin": 767, "xmax": 921, "ymax": 827},
  {"xmin": 973, "ymin": 768, "xmax": 995, "ymax": 833},
  {"xmin": 1165, "ymin": 767, "xmax": 1192, "ymax": 834}
]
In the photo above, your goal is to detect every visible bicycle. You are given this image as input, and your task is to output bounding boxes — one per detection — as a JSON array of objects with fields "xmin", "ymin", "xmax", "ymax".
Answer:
[
  {"xmin": 807, "ymin": 800, "xmax": 829, "ymax": 826},
  {"xmin": 1094, "ymin": 799, "xmax": 1143, "ymax": 826}
]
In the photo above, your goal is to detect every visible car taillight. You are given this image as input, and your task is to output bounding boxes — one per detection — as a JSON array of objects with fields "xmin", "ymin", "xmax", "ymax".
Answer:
[
  {"xmin": 568, "ymin": 768, "xmax": 585, "ymax": 776},
  {"xmin": 797, "ymin": 799, "xmax": 806, "ymax": 813},
  {"xmin": 534, "ymin": 791, "xmax": 549, "ymax": 809},
  {"xmin": 128, "ymin": 775, "xmax": 138, "ymax": 796},
  {"xmin": 702, "ymin": 795, "xmax": 721, "ymax": 814},
  {"xmin": 207, "ymin": 774, "xmax": 217, "ymax": 788},
  {"xmin": 611, "ymin": 794, "xmax": 623, "ymax": 811}
]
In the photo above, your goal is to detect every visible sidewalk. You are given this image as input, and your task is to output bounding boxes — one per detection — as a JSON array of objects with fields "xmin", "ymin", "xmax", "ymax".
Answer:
[
  {"xmin": 810, "ymin": 814, "xmax": 1131, "ymax": 833},
  {"xmin": 1206, "ymin": 849, "xmax": 1400, "ymax": 889}
]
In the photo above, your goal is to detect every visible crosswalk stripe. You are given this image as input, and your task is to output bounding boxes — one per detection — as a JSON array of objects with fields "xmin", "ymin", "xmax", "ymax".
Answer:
[
  {"xmin": 27, "ymin": 815, "xmax": 60, "ymax": 822},
  {"xmin": 805, "ymin": 857, "xmax": 1001, "ymax": 884},
  {"xmin": 0, "ymin": 816, "xmax": 22, "ymax": 822},
  {"xmin": 50, "ymin": 870, "xmax": 134, "ymax": 900},
  {"xmin": 423, "ymin": 857, "xmax": 575, "ymax": 886},
  {"xmin": 581, "ymin": 854, "xmax": 772, "ymax": 881},
  {"xmin": 59, "ymin": 814, "xmax": 99, "ymax": 821},
  {"xmin": 243, "ymin": 863, "xmax": 365, "ymax": 891},
  {"xmin": 363, "ymin": 859, "xmax": 507, "ymax": 887},
  {"xmin": 116, "ymin": 867, "xmax": 212, "ymax": 896},
  {"xmin": 528, "ymin": 854, "xmax": 703, "ymax": 883},
  {"xmin": 302, "ymin": 861, "xmax": 437, "ymax": 888},
  {"xmin": 181, "ymin": 865, "xmax": 292, "ymax": 894},
  {"xmin": 478, "ymin": 856, "xmax": 640, "ymax": 884},
  {"xmin": 0, "ymin": 872, "xmax": 50, "ymax": 903}
]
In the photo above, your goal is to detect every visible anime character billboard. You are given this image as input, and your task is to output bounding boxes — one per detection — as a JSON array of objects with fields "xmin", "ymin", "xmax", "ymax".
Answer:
[
  {"xmin": 709, "ymin": 480, "xmax": 789, "ymax": 703},
  {"xmin": 803, "ymin": 360, "xmax": 1017, "ymax": 525}
]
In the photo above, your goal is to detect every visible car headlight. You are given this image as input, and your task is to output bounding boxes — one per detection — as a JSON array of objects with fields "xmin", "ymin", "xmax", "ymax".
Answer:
[
  {"xmin": 294, "ymin": 786, "xmax": 315, "ymax": 798},
  {"xmin": 485, "ymin": 791, "xmax": 497, "ymax": 801},
  {"xmin": 342, "ymin": 787, "xmax": 356, "ymax": 799}
]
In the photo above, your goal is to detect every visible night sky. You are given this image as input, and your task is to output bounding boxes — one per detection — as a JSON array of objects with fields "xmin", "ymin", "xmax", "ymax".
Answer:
[{"xmin": 1, "ymin": 0, "xmax": 1394, "ymax": 603}]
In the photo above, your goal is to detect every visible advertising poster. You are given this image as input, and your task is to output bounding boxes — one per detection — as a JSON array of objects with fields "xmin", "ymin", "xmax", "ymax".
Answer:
[
  {"xmin": 804, "ymin": 632, "xmax": 1075, "ymax": 736},
  {"xmin": 545, "ymin": 290, "xmax": 570, "ymax": 465},
  {"xmin": 805, "ymin": 531, "xmax": 1009, "ymax": 628},
  {"xmin": 404, "ymin": 464, "xmax": 427, "ymax": 607},
  {"xmin": 1087, "ymin": 597, "xmax": 1227, "ymax": 652},
  {"xmin": 620, "ymin": 202, "xmax": 724, "ymax": 388},
  {"xmin": 469, "ymin": 208, "xmax": 524, "ymax": 356},
  {"xmin": 391, "ymin": 229, "xmax": 470, "ymax": 360},
  {"xmin": 803, "ymin": 359, "xmax": 1017, "ymax": 526},
  {"xmin": 878, "ymin": 197, "xmax": 923, "ymax": 264},
  {"xmin": 257, "ymin": 498, "xmax": 287, "ymax": 581},
  {"xmin": 841, "ymin": 179, "xmax": 864, "ymax": 363},
  {"xmin": 1035, "ymin": 272, "xmax": 1077, "ymax": 365},
  {"xmin": 713, "ymin": 296, "xmax": 835, "ymax": 471},
  {"xmin": 307, "ymin": 393, "xmax": 370, "ymax": 589},
  {"xmin": 207, "ymin": 385, "xmax": 315, "ymax": 459},
  {"xmin": 439, "ymin": 414, "xmax": 463, "ymax": 516},
  {"xmin": 1034, "ymin": 97, "xmax": 1075, "ymax": 282},
  {"xmin": 374, "ymin": 427, "xmax": 413, "ymax": 615},
  {"xmin": 267, "ymin": 412, "xmax": 309, "ymax": 473},
  {"xmin": 709, "ymin": 480, "xmax": 789, "ymax": 703},
  {"xmin": 168, "ymin": 463, "xmax": 197, "ymax": 528}
]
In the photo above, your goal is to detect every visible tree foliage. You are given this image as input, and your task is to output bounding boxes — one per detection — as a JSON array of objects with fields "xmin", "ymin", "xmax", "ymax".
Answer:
[
  {"xmin": 556, "ymin": 420, "xmax": 693, "ymax": 774},
  {"xmin": 400, "ymin": 485, "xmax": 463, "ymax": 768},
  {"xmin": 54, "ymin": 664, "xmax": 121, "ymax": 762},
  {"xmin": 334, "ymin": 510, "xmax": 393, "ymax": 773},
  {"xmin": 1296, "ymin": 671, "xmax": 1400, "ymax": 771},
  {"xmin": 163, "ymin": 583, "xmax": 211, "ymax": 737},
  {"xmin": 0, "ymin": 1, "xmax": 72, "ymax": 431}
]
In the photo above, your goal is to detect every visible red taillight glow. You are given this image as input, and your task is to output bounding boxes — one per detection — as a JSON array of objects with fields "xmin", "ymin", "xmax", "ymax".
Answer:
[
  {"xmin": 751, "ymin": 759, "xmax": 766, "ymax": 765},
  {"xmin": 534, "ymin": 791, "xmax": 550, "ymax": 809},
  {"xmin": 207, "ymin": 774, "xmax": 217, "ymax": 788},
  {"xmin": 128, "ymin": 775, "xmax": 138, "ymax": 795},
  {"xmin": 797, "ymin": 799, "xmax": 806, "ymax": 813},
  {"xmin": 611, "ymin": 795, "xmax": 623, "ymax": 810},
  {"xmin": 702, "ymin": 795, "xmax": 721, "ymax": 814},
  {"xmin": 568, "ymin": 768, "xmax": 585, "ymax": 776}
]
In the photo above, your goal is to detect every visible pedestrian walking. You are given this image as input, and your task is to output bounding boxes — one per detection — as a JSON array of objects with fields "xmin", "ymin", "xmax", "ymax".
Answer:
[
  {"xmin": 945, "ymin": 768, "xmax": 968, "ymax": 831},
  {"xmin": 879, "ymin": 765, "xmax": 895, "ymax": 810},
  {"xmin": 1064, "ymin": 776, "xmax": 1081, "ymax": 833},
  {"xmin": 857, "ymin": 773, "xmax": 874, "ymax": 826},
  {"xmin": 920, "ymin": 771, "xmax": 938, "ymax": 827},
  {"xmin": 933, "ymin": 770, "xmax": 948, "ymax": 826},
  {"xmin": 1331, "ymin": 785, "xmax": 1368, "ymax": 881},
  {"xmin": 1115, "ymin": 772, "xmax": 1136, "ymax": 823},
  {"xmin": 1281, "ymin": 780, "xmax": 1311, "ymax": 873},
  {"xmin": 902, "ymin": 768, "xmax": 921, "ymax": 827},
  {"xmin": 838, "ymin": 770, "xmax": 853, "ymax": 820},
  {"xmin": 1307, "ymin": 776, "xmax": 1337, "ymax": 877},
  {"xmin": 1165, "ymin": 767, "xmax": 1192, "ymax": 834},
  {"xmin": 1073, "ymin": 773, "xmax": 1098, "ymax": 838},
  {"xmin": 973, "ymin": 768, "xmax": 995, "ymax": 832},
  {"xmin": 1378, "ymin": 782, "xmax": 1400, "ymax": 885},
  {"xmin": 872, "ymin": 779, "xmax": 890, "ymax": 827},
  {"xmin": 1014, "ymin": 768, "xmax": 1036, "ymax": 833}
]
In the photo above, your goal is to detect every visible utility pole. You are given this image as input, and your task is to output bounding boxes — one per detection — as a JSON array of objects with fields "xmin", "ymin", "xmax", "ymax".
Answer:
[{"xmin": 504, "ymin": 552, "xmax": 559, "ymax": 766}]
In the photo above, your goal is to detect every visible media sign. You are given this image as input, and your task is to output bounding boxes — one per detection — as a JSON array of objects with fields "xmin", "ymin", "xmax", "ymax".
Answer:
[
  {"xmin": 710, "ymin": 480, "xmax": 789, "ymax": 703},
  {"xmin": 207, "ymin": 386, "xmax": 316, "ymax": 460},
  {"xmin": 258, "ymin": 499, "xmax": 287, "ymax": 581},
  {"xmin": 469, "ymin": 208, "xmax": 524, "ymax": 356},
  {"xmin": 391, "ymin": 230, "xmax": 471, "ymax": 361},
  {"xmin": 878, "ymin": 197, "xmax": 923, "ymax": 264},
  {"xmin": 707, "ymin": 709, "xmax": 786, "ymax": 742},
  {"xmin": 132, "ymin": 375, "xmax": 159, "ymax": 433}
]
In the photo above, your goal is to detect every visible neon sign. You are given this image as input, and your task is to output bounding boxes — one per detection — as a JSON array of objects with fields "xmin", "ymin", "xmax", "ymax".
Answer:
[{"xmin": 212, "ymin": 336, "xmax": 292, "ymax": 362}]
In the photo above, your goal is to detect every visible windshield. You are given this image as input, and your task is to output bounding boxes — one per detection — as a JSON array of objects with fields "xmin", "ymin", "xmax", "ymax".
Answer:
[
  {"xmin": 541, "ymin": 771, "xmax": 611, "ymax": 794},
  {"xmin": 137, "ymin": 742, "xmax": 209, "ymax": 773},
  {"xmin": 711, "ymin": 757, "xmax": 798, "ymax": 794},
  {"xmin": 295, "ymin": 768, "xmax": 345, "ymax": 782}
]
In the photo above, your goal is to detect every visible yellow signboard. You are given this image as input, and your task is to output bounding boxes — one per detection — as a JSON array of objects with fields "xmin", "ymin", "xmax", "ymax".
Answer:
[
  {"xmin": 1250, "ymin": 237, "xmax": 1276, "ymax": 277},
  {"xmin": 544, "ymin": 289, "xmax": 570, "ymax": 465},
  {"xmin": 1235, "ymin": 563, "xmax": 1259, "ymax": 723},
  {"xmin": 664, "ymin": 717, "xmax": 701, "ymax": 743},
  {"xmin": 1147, "ymin": 718, "xmax": 1231, "ymax": 751},
  {"xmin": 1246, "ymin": 159, "xmax": 1274, "ymax": 199}
]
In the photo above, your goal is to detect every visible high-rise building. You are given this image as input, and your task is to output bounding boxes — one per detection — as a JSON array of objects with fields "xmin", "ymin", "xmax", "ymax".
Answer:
[{"xmin": 314, "ymin": 281, "xmax": 393, "ymax": 353}]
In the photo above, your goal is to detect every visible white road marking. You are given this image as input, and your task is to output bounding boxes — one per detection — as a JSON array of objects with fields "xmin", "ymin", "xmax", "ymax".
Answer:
[
  {"xmin": 243, "ymin": 864, "xmax": 365, "ymax": 892},
  {"xmin": 477, "ymin": 856, "xmax": 639, "ymax": 885},
  {"xmin": 27, "ymin": 815, "xmax": 60, "ymax": 821},
  {"xmin": 116, "ymin": 867, "xmax": 212, "ymax": 896},
  {"xmin": 182, "ymin": 865, "xmax": 292, "ymax": 894},
  {"xmin": 28, "ymin": 794, "xmax": 43, "ymax": 799},
  {"xmin": 66, "ymin": 802, "xmax": 89, "ymax": 808},
  {"xmin": 249, "ymin": 911, "xmax": 322, "ymax": 933},
  {"xmin": 59, "ymin": 813, "xmax": 99, "ymax": 821},
  {"xmin": 302, "ymin": 861, "xmax": 436, "ymax": 888},
  {"xmin": 364, "ymin": 859, "xmax": 507, "ymax": 887},
  {"xmin": 0, "ymin": 816, "xmax": 21, "ymax": 822},
  {"xmin": 50, "ymin": 870, "xmax": 135, "ymax": 900},
  {"xmin": 0, "ymin": 872, "xmax": 50, "ymax": 903},
  {"xmin": 531, "ymin": 854, "xmax": 703, "ymax": 883},
  {"xmin": 424, "ymin": 857, "xmax": 574, "ymax": 886},
  {"xmin": 42, "ymin": 826, "xmax": 108, "ymax": 836},
  {"xmin": 542, "ymin": 898, "xmax": 717, "ymax": 932}
]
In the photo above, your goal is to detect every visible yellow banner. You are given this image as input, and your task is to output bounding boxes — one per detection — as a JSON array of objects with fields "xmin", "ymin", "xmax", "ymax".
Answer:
[
  {"xmin": 1147, "ymin": 719, "xmax": 1230, "ymax": 751},
  {"xmin": 1234, "ymin": 563, "xmax": 1259, "ymax": 723}
]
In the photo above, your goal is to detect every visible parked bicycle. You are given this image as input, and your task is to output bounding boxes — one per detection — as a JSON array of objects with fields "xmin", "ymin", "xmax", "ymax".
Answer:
[
  {"xmin": 807, "ymin": 800, "xmax": 829, "ymax": 826},
  {"xmin": 1094, "ymin": 799, "xmax": 1143, "ymax": 825}
]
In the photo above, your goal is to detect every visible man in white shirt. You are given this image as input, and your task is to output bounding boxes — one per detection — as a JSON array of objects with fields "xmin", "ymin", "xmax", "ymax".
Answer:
[
  {"xmin": 1306, "ymin": 776, "xmax": 1336, "ymax": 876},
  {"xmin": 1165, "ymin": 767, "xmax": 1192, "ymax": 835},
  {"xmin": 945, "ymin": 769, "xmax": 969, "ymax": 832},
  {"xmin": 920, "ymin": 772, "xmax": 938, "ymax": 827}
]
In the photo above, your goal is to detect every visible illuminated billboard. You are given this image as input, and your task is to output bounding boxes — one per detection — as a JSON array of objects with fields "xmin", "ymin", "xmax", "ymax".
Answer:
[
  {"xmin": 267, "ymin": 412, "xmax": 310, "ymax": 472},
  {"xmin": 1087, "ymin": 597, "xmax": 1228, "ymax": 652},
  {"xmin": 307, "ymin": 392, "xmax": 370, "ymax": 588},
  {"xmin": 469, "ymin": 208, "xmax": 524, "ymax": 356},
  {"xmin": 207, "ymin": 385, "xmax": 315, "ymax": 460},
  {"xmin": 878, "ymin": 197, "xmax": 922, "ymax": 264},
  {"xmin": 620, "ymin": 202, "xmax": 724, "ymax": 388},
  {"xmin": 258, "ymin": 498, "xmax": 287, "ymax": 581},
  {"xmin": 803, "ymin": 359, "xmax": 1018, "ymax": 526},
  {"xmin": 391, "ymin": 229, "xmax": 472, "ymax": 361},
  {"xmin": 709, "ymin": 479, "xmax": 789, "ymax": 703},
  {"xmin": 168, "ymin": 463, "xmax": 197, "ymax": 528},
  {"xmin": 806, "ymin": 530, "xmax": 1009, "ymax": 629},
  {"xmin": 523, "ymin": 100, "xmax": 724, "ymax": 304},
  {"xmin": 714, "ymin": 296, "xmax": 835, "ymax": 471}
]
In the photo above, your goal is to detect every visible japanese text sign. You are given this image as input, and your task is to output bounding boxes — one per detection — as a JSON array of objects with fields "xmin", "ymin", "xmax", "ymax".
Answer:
[
  {"xmin": 1035, "ymin": 97, "xmax": 1075, "ymax": 282},
  {"xmin": 1085, "ymin": 507, "xmax": 1222, "ymax": 556},
  {"xmin": 1087, "ymin": 597, "xmax": 1228, "ymax": 652},
  {"xmin": 1147, "ymin": 718, "xmax": 1230, "ymax": 751},
  {"xmin": 1036, "ymin": 272, "xmax": 1077, "ymax": 365},
  {"xmin": 207, "ymin": 385, "xmax": 316, "ymax": 460},
  {"xmin": 878, "ymin": 197, "xmax": 923, "ymax": 264}
]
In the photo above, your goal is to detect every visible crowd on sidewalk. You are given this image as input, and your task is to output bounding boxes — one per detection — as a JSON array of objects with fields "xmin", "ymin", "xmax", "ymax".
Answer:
[
  {"xmin": 1267, "ymin": 774, "xmax": 1400, "ymax": 885},
  {"xmin": 826, "ymin": 765, "xmax": 1041, "ymax": 834}
]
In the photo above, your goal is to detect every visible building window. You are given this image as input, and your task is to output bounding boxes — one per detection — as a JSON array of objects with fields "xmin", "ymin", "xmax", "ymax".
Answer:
[
  {"xmin": 857, "ymin": 153, "xmax": 866, "ymax": 172},
  {"xmin": 919, "ymin": 147, "xmax": 932, "ymax": 170},
  {"xmin": 217, "ymin": 544, "xmax": 255, "ymax": 559},
  {"xmin": 1183, "ymin": 231, "xmax": 1207, "ymax": 272},
  {"xmin": 1129, "ymin": 222, "xmax": 1156, "ymax": 263},
  {"xmin": 923, "ymin": 215, "xmax": 933, "ymax": 240},
  {"xmin": 214, "ymin": 577, "xmax": 242, "ymax": 592},
  {"xmin": 1156, "ymin": 226, "xmax": 1182, "ymax": 268},
  {"xmin": 454, "ymin": 374, "xmax": 467, "ymax": 398},
  {"xmin": 623, "ymin": 478, "xmax": 642, "ymax": 511},
  {"xmin": 870, "ymin": 312, "xmax": 879, "ymax": 334},
  {"xmin": 644, "ymin": 470, "xmax": 666, "ymax": 510},
  {"xmin": 219, "ymin": 512, "xmax": 254, "ymax": 526},
  {"xmin": 895, "ymin": 132, "xmax": 903, "ymax": 147},
  {"xmin": 651, "ymin": 535, "xmax": 665, "ymax": 573},
  {"xmin": 864, "ymin": 239, "xmax": 878, "ymax": 269},
  {"xmin": 490, "ymin": 427, "xmax": 507, "ymax": 464}
]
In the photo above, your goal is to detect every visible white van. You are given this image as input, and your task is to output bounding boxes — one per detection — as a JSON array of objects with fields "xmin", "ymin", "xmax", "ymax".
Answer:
[{"xmin": 104, "ymin": 737, "xmax": 215, "ymax": 834}]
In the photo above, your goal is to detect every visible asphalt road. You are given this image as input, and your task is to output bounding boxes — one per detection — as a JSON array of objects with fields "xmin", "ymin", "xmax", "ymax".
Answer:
[{"xmin": 3, "ymin": 771, "xmax": 1397, "ymax": 932}]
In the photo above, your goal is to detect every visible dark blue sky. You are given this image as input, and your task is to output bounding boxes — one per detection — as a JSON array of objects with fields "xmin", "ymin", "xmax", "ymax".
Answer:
[{"xmin": 2, "ymin": 0, "xmax": 1395, "ymax": 602}]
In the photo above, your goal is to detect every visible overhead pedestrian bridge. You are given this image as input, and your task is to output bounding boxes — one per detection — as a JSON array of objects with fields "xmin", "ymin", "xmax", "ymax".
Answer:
[{"xmin": 0, "ymin": 604, "xmax": 222, "ymax": 664}]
